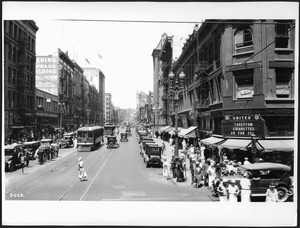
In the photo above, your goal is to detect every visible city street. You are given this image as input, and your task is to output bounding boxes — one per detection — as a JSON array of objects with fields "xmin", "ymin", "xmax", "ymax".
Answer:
[{"xmin": 5, "ymin": 130, "xmax": 214, "ymax": 201}]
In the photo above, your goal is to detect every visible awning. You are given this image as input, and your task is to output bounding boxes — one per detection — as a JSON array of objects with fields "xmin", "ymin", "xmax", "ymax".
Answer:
[
  {"xmin": 165, "ymin": 127, "xmax": 175, "ymax": 133},
  {"xmin": 169, "ymin": 127, "xmax": 183, "ymax": 135},
  {"xmin": 200, "ymin": 136, "xmax": 225, "ymax": 146},
  {"xmin": 219, "ymin": 139, "xmax": 252, "ymax": 151},
  {"xmin": 257, "ymin": 139, "xmax": 294, "ymax": 152},
  {"xmin": 178, "ymin": 126, "xmax": 198, "ymax": 138},
  {"xmin": 159, "ymin": 126, "xmax": 172, "ymax": 132}
]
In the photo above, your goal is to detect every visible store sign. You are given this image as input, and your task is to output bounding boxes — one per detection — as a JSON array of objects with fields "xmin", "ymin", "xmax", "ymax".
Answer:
[
  {"xmin": 222, "ymin": 114, "xmax": 265, "ymax": 137},
  {"xmin": 236, "ymin": 87, "xmax": 254, "ymax": 99},
  {"xmin": 36, "ymin": 56, "xmax": 59, "ymax": 96}
]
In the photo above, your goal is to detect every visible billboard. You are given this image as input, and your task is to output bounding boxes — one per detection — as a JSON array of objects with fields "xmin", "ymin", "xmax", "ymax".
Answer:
[{"xmin": 36, "ymin": 56, "xmax": 59, "ymax": 96}]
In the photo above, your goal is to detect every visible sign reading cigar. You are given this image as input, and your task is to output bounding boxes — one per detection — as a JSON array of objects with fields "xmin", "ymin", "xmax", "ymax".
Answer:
[{"xmin": 222, "ymin": 114, "xmax": 265, "ymax": 137}]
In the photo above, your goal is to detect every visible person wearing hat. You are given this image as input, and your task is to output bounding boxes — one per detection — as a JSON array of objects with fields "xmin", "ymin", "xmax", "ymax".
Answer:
[
  {"xmin": 217, "ymin": 179, "xmax": 228, "ymax": 202},
  {"xmin": 78, "ymin": 157, "xmax": 87, "ymax": 181},
  {"xmin": 227, "ymin": 179, "xmax": 240, "ymax": 202},
  {"xmin": 243, "ymin": 157, "xmax": 251, "ymax": 165},
  {"xmin": 240, "ymin": 172, "xmax": 251, "ymax": 202},
  {"xmin": 265, "ymin": 182, "xmax": 279, "ymax": 202}
]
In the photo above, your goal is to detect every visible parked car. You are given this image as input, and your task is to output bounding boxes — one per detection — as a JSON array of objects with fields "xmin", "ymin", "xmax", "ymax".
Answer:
[
  {"xmin": 5, "ymin": 143, "xmax": 24, "ymax": 172},
  {"xmin": 60, "ymin": 133, "xmax": 74, "ymax": 148},
  {"xmin": 223, "ymin": 162, "xmax": 293, "ymax": 202},
  {"xmin": 36, "ymin": 139, "xmax": 59, "ymax": 164},
  {"xmin": 145, "ymin": 144, "xmax": 163, "ymax": 168},
  {"xmin": 23, "ymin": 141, "xmax": 41, "ymax": 160},
  {"xmin": 120, "ymin": 133, "xmax": 128, "ymax": 142}
]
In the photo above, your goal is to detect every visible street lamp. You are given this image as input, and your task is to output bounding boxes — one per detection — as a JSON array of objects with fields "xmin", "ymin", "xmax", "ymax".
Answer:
[
  {"xmin": 86, "ymin": 109, "xmax": 91, "ymax": 126},
  {"xmin": 58, "ymin": 102, "xmax": 65, "ymax": 138},
  {"xmin": 168, "ymin": 68, "xmax": 185, "ymax": 158}
]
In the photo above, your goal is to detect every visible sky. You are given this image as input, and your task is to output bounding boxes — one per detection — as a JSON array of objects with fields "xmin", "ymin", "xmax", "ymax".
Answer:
[
  {"xmin": 3, "ymin": 1, "xmax": 298, "ymax": 110},
  {"xmin": 2, "ymin": 2, "xmax": 299, "ymax": 226}
]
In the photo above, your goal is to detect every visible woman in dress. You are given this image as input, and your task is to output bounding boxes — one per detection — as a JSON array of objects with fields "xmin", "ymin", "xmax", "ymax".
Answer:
[
  {"xmin": 265, "ymin": 182, "xmax": 279, "ymax": 202},
  {"xmin": 240, "ymin": 172, "xmax": 251, "ymax": 202},
  {"xmin": 227, "ymin": 180, "xmax": 240, "ymax": 202}
]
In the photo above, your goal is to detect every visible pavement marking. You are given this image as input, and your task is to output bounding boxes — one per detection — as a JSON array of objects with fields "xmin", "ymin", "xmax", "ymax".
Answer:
[{"xmin": 79, "ymin": 152, "xmax": 113, "ymax": 201}]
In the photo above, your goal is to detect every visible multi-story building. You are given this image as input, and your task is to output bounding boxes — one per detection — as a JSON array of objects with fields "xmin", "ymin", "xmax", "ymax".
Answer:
[
  {"xmin": 167, "ymin": 20, "xmax": 295, "ymax": 163},
  {"xmin": 82, "ymin": 67, "xmax": 105, "ymax": 125},
  {"xmin": 105, "ymin": 93, "xmax": 112, "ymax": 124},
  {"xmin": 4, "ymin": 20, "xmax": 39, "ymax": 142},
  {"xmin": 72, "ymin": 61, "xmax": 84, "ymax": 127}
]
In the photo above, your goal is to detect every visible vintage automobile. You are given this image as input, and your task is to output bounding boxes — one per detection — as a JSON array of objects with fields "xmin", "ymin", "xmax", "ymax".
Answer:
[
  {"xmin": 138, "ymin": 131, "xmax": 148, "ymax": 141},
  {"xmin": 223, "ymin": 162, "xmax": 293, "ymax": 202},
  {"xmin": 140, "ymin": 139, "xmax": 155, "ymax": 157},
  {"xmin": 36, "ymin": 139, "xmax": 59, "ymax": 164},
  {"xmin": 60, "ymin": 133, "xmax": 74, "ymax": 148},
  {"xmin": 142, "ymin": 142, "xmax": 158, "ymax": 162},
  {"xmin": 5, "ymin": 143, "xmax": 25, "ymax": 172},
  {"xmin": 107, "ymin": 135, "xmax": 119, "ymax": 149},
  {"xmin": 126, "ymin": 128, "xmax": 132, "ymax": 136},
  {"xmin": 23, "ymin": 141, "xmax": 41, "ymax": 160},
  {"xmin": 145, "ymin": 144, "xmax": 163, "ymax": 168},
  {"xmin": 120, "ymin": 133, "xmax": 128, "ymax": 142}
]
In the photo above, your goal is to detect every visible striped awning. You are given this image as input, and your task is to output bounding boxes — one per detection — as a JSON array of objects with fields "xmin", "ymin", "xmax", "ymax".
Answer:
[
  {"xmin": 178, "ymin": 126, "xmax": 198, "ymax": 138},
  {"xmin": 219, "ymin": 139, "xmax": 252, "ymax": 151},
  {"xmin": 159, "ymin": 126, "xmax": 172, "ymax": 132},
  {"xmin": 200, "ymin": 136, "xmax": 225, "ymax": 146}
]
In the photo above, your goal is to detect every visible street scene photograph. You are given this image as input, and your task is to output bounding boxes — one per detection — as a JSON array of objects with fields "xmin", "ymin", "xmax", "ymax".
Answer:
[{"xmin": 2, "ymin": 1, "xmax": 298, "ymax": 226}]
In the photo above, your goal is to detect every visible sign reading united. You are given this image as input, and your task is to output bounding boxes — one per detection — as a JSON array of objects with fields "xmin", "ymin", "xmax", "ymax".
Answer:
[{"xmin": 222, "ymin": 114, "xmax": 265, "ymax": 137}]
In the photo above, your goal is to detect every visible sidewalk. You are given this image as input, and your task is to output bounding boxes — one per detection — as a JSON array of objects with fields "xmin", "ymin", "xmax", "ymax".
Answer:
[{"xmin": 153, "ymin": 137, "xmax": 193, "ymax": 187}]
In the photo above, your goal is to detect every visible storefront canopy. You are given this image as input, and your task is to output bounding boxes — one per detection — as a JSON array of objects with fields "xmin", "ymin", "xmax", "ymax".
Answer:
[
  {"xmin": 178, "ymin": 126, "xmax": 198, "ymax": 138},
  {"xmin": 169, "ymin": 127, "xmax": 183, "ymax": 135},
  {"xmin": 257, "ymin": 139, "xmax": 294, "ymax": 152},
  {"xmin": 200, "ymin": 136, "xmax": 225, "ymax": 146},
  {"xmin": 159, "ymin": 126, "xmax": 172, "ymax": 133},
  {"xmin": 219, "ymin": 139, "xmax": 252, "ymax": 151}
]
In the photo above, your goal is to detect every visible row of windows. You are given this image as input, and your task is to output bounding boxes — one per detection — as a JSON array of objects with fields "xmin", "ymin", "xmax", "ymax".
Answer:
[
  {"xmin": 7, "ymin": 90, "xmax": 34, "ymax": 110},
  {"xmin": 7, "ymin": 44, "xmax": 36, "ymax": 72},
  {"xmin": 5, "ymin": 21, "xmax": 36, "ymax": 53},
  {"xmin": 7, "ymin": 67, "xmax": 35, "ymax": 89}
]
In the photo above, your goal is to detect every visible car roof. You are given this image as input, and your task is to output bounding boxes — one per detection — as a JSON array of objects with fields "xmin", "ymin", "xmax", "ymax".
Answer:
[
  {"xmin": 107, "ymin": 136, "xmax": 117, "ymax": 138},
  {"xmin": 41, "ymin": 139, "xmax": 53, "ymax": 142},
  {"xmin": 4, "ymin": 143, "xmax": 23, "ymax": 149},
  {"xmin": 148, "ymin": 144, "xmax": 161, "ymax": 148},
  {"xmin": 24, "ymin": 141, "xmax": 40, "ymax": 145},
  {"xmin": 240, "ymin": 162, "xmax": 291, "ymax": 171}
]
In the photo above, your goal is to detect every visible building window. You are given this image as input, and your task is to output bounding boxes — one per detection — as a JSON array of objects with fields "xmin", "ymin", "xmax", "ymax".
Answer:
[
  {"xmin": 9, "ymin": 21, "xmax": 13, "ymax": 36},
  {"xmin": 276, "ymin": 68, "xmax": 292, "ymax": 98},
  {"xmin": 235, "ymin": 28, "xmax": 253, "ymax": 53},
  {"xmin": 234, "ymin": 69, "xmax": 254, "ymax": 99},
  {"xmin": 8, "ymin": 44, "xmax": 12, "ymax": 60},
  {"xmin": 275, "ymin": 22, "xmax": 290, "ymax": 48}
]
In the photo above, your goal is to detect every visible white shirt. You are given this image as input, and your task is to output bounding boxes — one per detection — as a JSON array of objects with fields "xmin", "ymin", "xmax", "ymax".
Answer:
[
  {"xmin": 240, "ymin": 178, "xmax": 251, "ymax": 190},
  {"xmin": 244, "ymin": 161, "xmax": 251, "ymax": 165}
]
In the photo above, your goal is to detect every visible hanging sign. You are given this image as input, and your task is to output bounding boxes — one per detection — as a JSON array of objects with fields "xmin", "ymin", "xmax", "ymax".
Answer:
[{"xmin": 222, "ymin": 114, "xmax": 265, "ymax": 137}]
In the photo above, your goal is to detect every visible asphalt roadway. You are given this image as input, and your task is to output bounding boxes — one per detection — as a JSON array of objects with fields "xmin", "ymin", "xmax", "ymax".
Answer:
[{"xmin": 5, "ymin": 129, "xmax": 215, "ymax": 202}]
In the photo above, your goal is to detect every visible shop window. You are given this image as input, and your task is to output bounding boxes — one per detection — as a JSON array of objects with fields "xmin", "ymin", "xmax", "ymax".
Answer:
[
  {"xmin": 235, "ymin": 69, "xmax": 254, "ymax": 99},
  {"xmin": 275, "ymin": 22, "xmax": 290, "ymax": 48},
  {"xmin": 235, "ymin": 28, "xmax": 253, "ymax": 53},
  {"xmin": 276, "ymin": 68, "xmax": 292, "ymax": 98}
]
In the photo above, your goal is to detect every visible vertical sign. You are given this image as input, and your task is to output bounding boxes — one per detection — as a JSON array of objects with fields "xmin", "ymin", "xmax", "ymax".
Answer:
[{"xmin": 36, "ymin": 56, "xmax": 59, "ymax": 95}]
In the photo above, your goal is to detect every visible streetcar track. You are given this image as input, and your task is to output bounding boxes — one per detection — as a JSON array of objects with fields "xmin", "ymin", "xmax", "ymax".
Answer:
[
  {"xmin": 58, "ymin": 150, "xmax": 112, "ymax": 201},
  {"xmin": 6, "ymin": 146, "xmax": 104, "ymax": 198},
  {"xmin": 5, "ymin": 154, "xmax": 78, "ymax": 196}
]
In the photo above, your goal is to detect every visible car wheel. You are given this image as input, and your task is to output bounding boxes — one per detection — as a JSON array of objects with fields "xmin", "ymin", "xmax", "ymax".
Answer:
[
  {"xmin": 9, "ymin": 163, "xmax": 15, "ymax": 172},
  {"xmin": 276, "ymin": 186, "xmax": 289, "ymax": 202}
]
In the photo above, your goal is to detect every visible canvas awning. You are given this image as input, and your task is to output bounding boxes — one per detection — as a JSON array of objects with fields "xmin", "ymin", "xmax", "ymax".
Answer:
[
  {"xmin": 219, "ymin": 139, "xmax": 252, "ymax": 151},
  {"xmin": 257, "ymin": 139, "xmax": 294, "ymax": 152},
  {"xmin": 169, "ymin": 127, "xmax": 183, "ymax": 135},
  {"xmin": 178, "ymin": 126, "xmax": 198, "ymax": 138},
  {"xmin": 159, "ymin": 126, "xmax": 172, "ymax": 132},
  {"xmin": 200, "ymin": 136, "xmax": 225, "ymax": 146}
]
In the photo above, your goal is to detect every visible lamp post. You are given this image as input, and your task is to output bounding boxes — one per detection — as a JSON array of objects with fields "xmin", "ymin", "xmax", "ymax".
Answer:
[
  {"xmin": 58, "ymin": 102, "xmax": 65, "ymax": 138},
  {"xmin": 86, "ymin": 109, "xmax": 91, "ymax": 126},
  {"xmin": 168, "ymin": 68, "xmax": 186, "ymax": 158}
]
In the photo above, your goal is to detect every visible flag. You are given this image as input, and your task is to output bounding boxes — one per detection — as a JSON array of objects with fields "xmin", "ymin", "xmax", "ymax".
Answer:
[
  {"xmin": 85, "ymin": 58, "xmax": 90, "ymax": 64},
  {"xmin": 98, "ymin": 54, "xmax": 103, "ymax": 59}
]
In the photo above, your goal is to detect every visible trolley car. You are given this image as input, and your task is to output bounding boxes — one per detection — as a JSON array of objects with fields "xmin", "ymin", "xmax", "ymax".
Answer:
[{"xmin": 77, "ymin": 126, "xmax": 104, "ymax": 151}]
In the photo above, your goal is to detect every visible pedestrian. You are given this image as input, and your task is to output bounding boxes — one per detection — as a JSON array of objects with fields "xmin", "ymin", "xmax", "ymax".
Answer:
[
  {"xmin": 169, "ymin": 137, "xmax": 173, "ymax": 146},
  {"xmin": 78, "ymin": 157, "xmax": 87, "ymax": 181},
  {"xmin": 190, "ymin": 158, "xmax": 196, "ymax": 185},
  {"xmin": 187, "ymin": 144, "xmax": 195, "ymax": 159},
  {"xmin": 207, "ymin": 160, "xmax": 216, "ymax": 190},
  {"xmin": 170, "ymin": 155, "xmax": 176, "ymax": 179},
  {"xmin": 194, "ymin": 162, "xmax": 202, "ymax": 188},
  {"xmin": 202, "ymin": 160, "xmax": 209, "ymax": 187},
  {"xmin": 162, "ymin": 158, "xmax": 169, "ymax": 180},
  {"xmin": 240, "ymin": 172, "xmax": 251, "ymax": 202},
  {"xmin": 227, "ymin": 180, "xmax": 240, "ymax": 202},
  {"xmin": 200, "ymin": 144, "xmax": 206, "ymax": 160},
  {"xmin": 217, "ymin": 179, "xmax": 228, "ymax": 202},
  {"xmin": 243, "ymin": 157, "xmax": 251, "ymax": 165},
  {"xmin": 161, "ymin": 142, "xmax": 166, "ymax": 155},
  {"xmin": 182, "ymin": 139, "xmax": 187, "ymax": 151},
  {"xmin": 24, "ymin": 149, "xmax": 30, "ymax": 167},
  {"xmin": 265, "ymin": 182, "xmax": 279, "ymax": 202}
]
